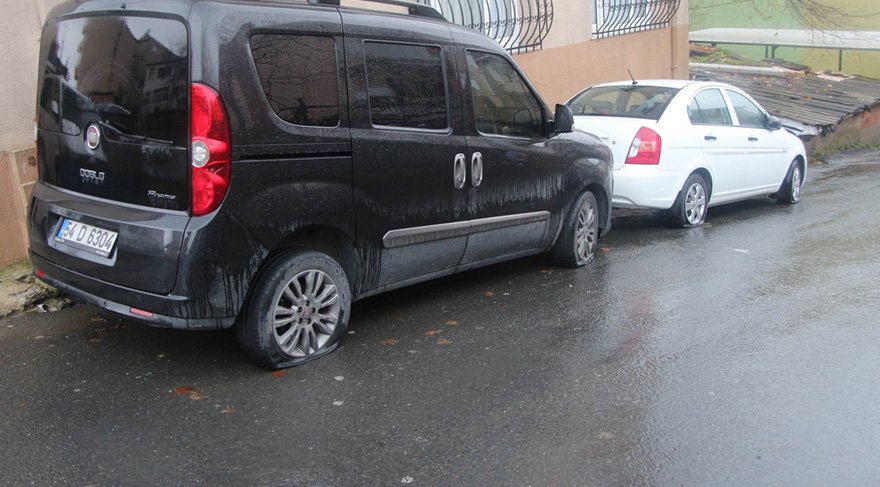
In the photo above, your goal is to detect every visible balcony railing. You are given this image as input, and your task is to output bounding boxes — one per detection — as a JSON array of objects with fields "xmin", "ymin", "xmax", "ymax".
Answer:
[
  {"xmin": 593, "ymin": 0, "xmax": 680, "ymax": 39},
  {"xmin": 418, "ymin": 0, "xmax": 554, "ymax": 54}
]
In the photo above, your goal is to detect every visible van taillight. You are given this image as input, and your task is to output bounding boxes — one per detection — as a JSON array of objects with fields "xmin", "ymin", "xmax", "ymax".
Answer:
[
  {"xmin": 191, "ymin": 83, "xmax": 230, "ymax": 216},
  {"xmin": 625, "ymin": 127, "xmax": 662, "ymax": 165},
  {"xmin": 33, "ymin": 118, "xmax": 39, "ymax": 174}
]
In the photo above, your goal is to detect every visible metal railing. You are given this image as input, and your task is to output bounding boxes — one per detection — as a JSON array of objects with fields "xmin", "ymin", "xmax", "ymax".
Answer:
[
  {"xmin": 418, "ymin": 0, "xmax": 554, "ymax": 54},
  {"xmin": 593, "ymin": 0, "xmax": 680, "ymax": 39}
]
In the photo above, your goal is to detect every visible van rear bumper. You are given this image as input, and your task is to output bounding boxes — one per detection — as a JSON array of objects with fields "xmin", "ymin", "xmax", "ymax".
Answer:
[{"xmin": 30, "ymin": 251, "xmax": 236, "ymax": 330}]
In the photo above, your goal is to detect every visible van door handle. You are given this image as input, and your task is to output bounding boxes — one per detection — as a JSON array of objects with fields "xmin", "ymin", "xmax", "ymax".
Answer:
[
  {"xmin": 453, "ymin": 153, "xmax": 466, "ymax": 189},
  {"xmin": 748, "ymin": 136, "xmax": 759, "ymax": 142},
  {"xmin": 471, "ymin": 152, "xmax": 483, "ymax": 188},
  {"xmin": 704, "ymin": 135, "xmax": 717, "ymax": 141}
]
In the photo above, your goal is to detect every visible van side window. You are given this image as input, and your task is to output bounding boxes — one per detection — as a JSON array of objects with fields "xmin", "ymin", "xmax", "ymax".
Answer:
[
  {"xmin": 364, "ymin": 42, "xmax": 448, "ymax": 130},
  {"xmin": 466, "ymin": 50, "xmax": 544, "ymax": 138},
  {"xmin": 687, "ymin": 89, "xmax": 732, "ymax": 126},
  {"xmin": 250, "ymin": 35, "xmax": 339, "ymax": 127}
]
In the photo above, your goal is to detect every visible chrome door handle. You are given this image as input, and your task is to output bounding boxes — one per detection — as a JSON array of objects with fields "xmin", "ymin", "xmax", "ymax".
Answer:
[
  {"xmin": 453, "ymin": 153, "xmax": 466, "ymax": 189},
  {"xmin": 471, "ymin": 152, "xmax": 483, "ymax": 188}
]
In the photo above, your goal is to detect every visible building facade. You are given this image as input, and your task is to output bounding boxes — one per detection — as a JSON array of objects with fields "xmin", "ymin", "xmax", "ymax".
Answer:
[{"xmin": 0, "ymin": 0, "xmax": 688, "ymax": 265}]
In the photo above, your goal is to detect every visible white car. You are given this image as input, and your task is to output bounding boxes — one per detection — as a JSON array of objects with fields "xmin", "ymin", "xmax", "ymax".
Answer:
[{"xmin": 566, "ymin": 80, "xmax": 806, "ymax": 227}]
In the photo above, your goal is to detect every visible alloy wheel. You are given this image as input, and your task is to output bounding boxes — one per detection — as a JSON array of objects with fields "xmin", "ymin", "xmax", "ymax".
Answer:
[
  {"xmin": 272, "ymin": 269, "xmax": 341, "ymax": 358},
  {"xmin": 575, "ymin": 198, "xmax": 598, "ymax": 263},
  {"xmin": 685, "ymin": 182, "xmax": 707, "ymax": 225}
]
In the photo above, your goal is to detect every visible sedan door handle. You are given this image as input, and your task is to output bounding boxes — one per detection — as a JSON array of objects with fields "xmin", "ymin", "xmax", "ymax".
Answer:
[
  {"xmin": 453, "ymin": 153, "xmax": 466, "ymax": 189},
  {"xmin": 471, "ymin": 152, "xmax": 483, "ymax": 188},
  {"xmin": 748, "ymin": 136, "xmax": 759, "ymax": 142},
  {"xmin": 704, "ymin": 135, "xmax": 717, "ymax": 141}
]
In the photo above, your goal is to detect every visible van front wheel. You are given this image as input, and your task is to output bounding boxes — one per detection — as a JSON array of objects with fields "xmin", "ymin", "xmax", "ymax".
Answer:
[
  {"xmin": 552, "ymin": 190, "xmax": 599, "ymax": 268},
  {"xmin": 237, "ymin": 250, "xmax": 351, "ymax": 370}
]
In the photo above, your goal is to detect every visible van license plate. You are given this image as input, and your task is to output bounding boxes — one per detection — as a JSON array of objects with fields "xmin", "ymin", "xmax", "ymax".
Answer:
[{"xmin": 55, "ymin": 219, "xmax": 118, "ymax": 257}]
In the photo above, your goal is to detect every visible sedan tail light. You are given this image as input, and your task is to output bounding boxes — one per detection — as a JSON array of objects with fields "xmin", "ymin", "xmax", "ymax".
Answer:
[
  {"xmin": 625, "ymin": 126, "xmax": 662, "ymax": 165},
  {"xmin": 191, "ymin": 83, "xmax": 231, "ymax": 216}
]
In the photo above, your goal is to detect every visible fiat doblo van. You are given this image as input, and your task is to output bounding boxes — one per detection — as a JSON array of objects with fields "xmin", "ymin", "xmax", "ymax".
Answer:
[{"xmin": 30, "ymin": 0, "xmax": 613, "ymax": 369}]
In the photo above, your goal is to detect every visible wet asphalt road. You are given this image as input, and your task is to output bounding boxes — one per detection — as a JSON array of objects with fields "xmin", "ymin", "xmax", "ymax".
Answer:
[{"xmin": 2, "ymin": 152, "xmax": 880, "ymax": 486}]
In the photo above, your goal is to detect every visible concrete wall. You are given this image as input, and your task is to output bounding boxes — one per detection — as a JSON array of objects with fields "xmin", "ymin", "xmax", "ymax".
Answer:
[
  {"xmin": 515, "ymin": 0, "xmax": 690, "ymax": 105},
  {"xmin": 0, "ymin": 0, "xmax": 62, "ymax": 265}
]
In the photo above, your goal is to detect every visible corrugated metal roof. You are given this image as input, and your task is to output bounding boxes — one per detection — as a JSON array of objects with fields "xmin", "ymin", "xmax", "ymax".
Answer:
[{"xmin": 690, "ymin": 64, "xmax": 880, "ymax": 133}]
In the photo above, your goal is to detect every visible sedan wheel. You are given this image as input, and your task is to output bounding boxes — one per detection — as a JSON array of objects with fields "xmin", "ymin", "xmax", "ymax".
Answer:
[
  {"xmin": 674, "ymin": 174, "xmax": 709, "ymax": 227},
  {"xmin": 777, "ymin": 160, "xmax": 803, "ymax": 204}
]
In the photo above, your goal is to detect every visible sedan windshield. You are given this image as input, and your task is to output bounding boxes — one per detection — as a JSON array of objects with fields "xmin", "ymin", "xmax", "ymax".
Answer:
[{"xmin": 567, "ymin": 85, "xmax": 680, "ymax": 120}]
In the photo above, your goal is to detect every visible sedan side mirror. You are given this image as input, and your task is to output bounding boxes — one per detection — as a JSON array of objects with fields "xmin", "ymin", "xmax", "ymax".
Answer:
[
  {"xmin": 553, "ymin": 104, "xmax": 574, "ymax": 134},
  {"xmin": 766, "ymin": 116, "xmax": 782, "ymax": 130}
]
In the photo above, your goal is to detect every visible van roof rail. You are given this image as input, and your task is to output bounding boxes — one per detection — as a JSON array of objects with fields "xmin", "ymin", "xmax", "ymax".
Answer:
[{"xmin": 307, "ymin": 0, "xmax": 447, "ymax": 21}]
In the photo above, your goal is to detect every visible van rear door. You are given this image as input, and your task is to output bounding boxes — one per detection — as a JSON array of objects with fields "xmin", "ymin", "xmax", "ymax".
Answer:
[{"xmin": 33, "ymin": 14, "xmax": 190, "ymax": 294}]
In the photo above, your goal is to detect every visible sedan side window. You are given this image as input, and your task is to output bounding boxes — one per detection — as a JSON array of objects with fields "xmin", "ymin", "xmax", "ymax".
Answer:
[
  {"xmin": 726, "ymin": 90, "xmax": 769, "ymax": 129},
  {"xmin": 688, "ymin": 89, "xmax": 732, "ymax": 126},
  {"xmin": 466, "ymin": 50, "xmax": 544, "ymax": 138}
]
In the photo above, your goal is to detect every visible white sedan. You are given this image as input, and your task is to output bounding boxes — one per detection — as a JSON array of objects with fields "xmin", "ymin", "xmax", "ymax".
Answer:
[{"xmin": 566, "ymin": 80, "xmax": 806, "ymax": 227}]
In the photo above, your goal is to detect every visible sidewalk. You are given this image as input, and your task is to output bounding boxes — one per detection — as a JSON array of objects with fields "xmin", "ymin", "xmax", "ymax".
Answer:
[{"xmin": 0, "ymin": 259, "xmax": 70, "ymax": 317}]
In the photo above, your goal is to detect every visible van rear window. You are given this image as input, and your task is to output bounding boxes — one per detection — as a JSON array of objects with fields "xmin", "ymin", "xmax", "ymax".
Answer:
[
  {"xmin": 37, "ymin": 16, "xmax": 188, "ymax": 146},
  {"xmin": 250, "ymin": 35, "xmax": 340, "ymax": 127}
]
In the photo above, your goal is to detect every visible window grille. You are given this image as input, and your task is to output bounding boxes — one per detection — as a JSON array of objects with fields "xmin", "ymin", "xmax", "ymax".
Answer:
[
  {"xmin": 592, "ymin": 0, "xmax": 680, "ymax": 39},
  {"xmin": 418, "ymin": 0, "xmax": 554, "ymax": 54}
]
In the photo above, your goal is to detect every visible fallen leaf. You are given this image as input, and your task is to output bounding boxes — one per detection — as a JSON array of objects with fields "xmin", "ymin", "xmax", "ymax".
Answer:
[
  {"xmin": 271, "ymin": 370, "xmax": 287, "ymax": 378},
  {"xmin": 483, "ymin": 291, "xmax": 495, "ymax": 298},
  {"xmin": 437, "ymin": 338, "xmax": 451, "ymax": 345},
  {"xmin": 175, "ymin": 386, "xmax": 194, "ymax": 395},
  {"xmin": 445, "ymin": 319, "xmax": 459, "ymax": 326},
  {"xmin": 424, "ymin": 329, "xmax": 442, "ymax": 337},
  {"xmin": 189, "ymin": 392, "xmax": 204, "ymax": 401},
  {"xmin": 599, "ymin": 247, "xmax": 611, "ymax": 253},
  {"xmin": 383, "ymin": 338, "xmax": 400, "ymax": 345},
  {"xmin": 221, "ymin": 406, "xmax": 236, "ymax": 414},
  {"xmin": 90, "ymin": 316, "xmax": 107, "ymax": 323},
  {"xmin": 539, "ymin": 269, "xmax": 554, "ymax": 274}
]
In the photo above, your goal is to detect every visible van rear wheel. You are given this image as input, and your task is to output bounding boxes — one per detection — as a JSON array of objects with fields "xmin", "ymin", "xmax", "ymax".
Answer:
[{"xmin": 237, "ymin": 250, "xmax": 351, "ymax": 370}]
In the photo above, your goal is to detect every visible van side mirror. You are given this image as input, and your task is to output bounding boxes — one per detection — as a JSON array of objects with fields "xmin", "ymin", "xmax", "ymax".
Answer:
[
  {"xmin": 553, "ymin": 104, "xmax": 574, "ymax": 133},
  {"xmin": 766, "ymin": 116, "xmax": 782, "ymax": 130}
]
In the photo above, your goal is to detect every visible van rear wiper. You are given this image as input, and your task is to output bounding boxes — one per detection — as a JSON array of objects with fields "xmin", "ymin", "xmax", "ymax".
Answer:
[{"xmin": 99, "ymin": 119, "xmax": 175, "ymax": 146}]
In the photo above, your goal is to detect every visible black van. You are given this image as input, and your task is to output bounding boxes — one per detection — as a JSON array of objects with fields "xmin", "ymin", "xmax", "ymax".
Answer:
[{"xmin": 30, "ymin": 0, "xmax": 613, "ymax": 369}]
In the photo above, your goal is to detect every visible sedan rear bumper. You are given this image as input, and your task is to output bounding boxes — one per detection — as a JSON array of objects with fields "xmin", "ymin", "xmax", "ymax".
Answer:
[{"xmin": 612, "ymin": 164, "xmax": 689, "ymax": 210}]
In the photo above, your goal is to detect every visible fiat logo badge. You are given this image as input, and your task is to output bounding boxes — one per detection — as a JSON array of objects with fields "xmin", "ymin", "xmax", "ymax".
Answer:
[{"xmin": 85, "ymin": 123, "xmax": 101, "ymax": 150}]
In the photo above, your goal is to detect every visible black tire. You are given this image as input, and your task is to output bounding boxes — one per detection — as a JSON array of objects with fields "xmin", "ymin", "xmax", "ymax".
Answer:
[
  {"xmin": 237, "ymin": 250, "xmax": 351, "ymax": 370},
  {"xmin": 672, "ymin": 173, "xmax": 709, "ymax": 228},
  {"xmin": 552, "ymin": 191, "xmax": 599, "ymax": 268},
  {"xmin": 776, "ymin": 160, "xmax": 803, "ymax": 204}
]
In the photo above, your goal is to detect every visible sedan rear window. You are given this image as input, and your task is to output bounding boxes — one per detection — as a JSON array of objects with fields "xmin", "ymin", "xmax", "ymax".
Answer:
[{"xmin": 567, "ymin": 86, "xmax": 679, "ymax": 120}]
